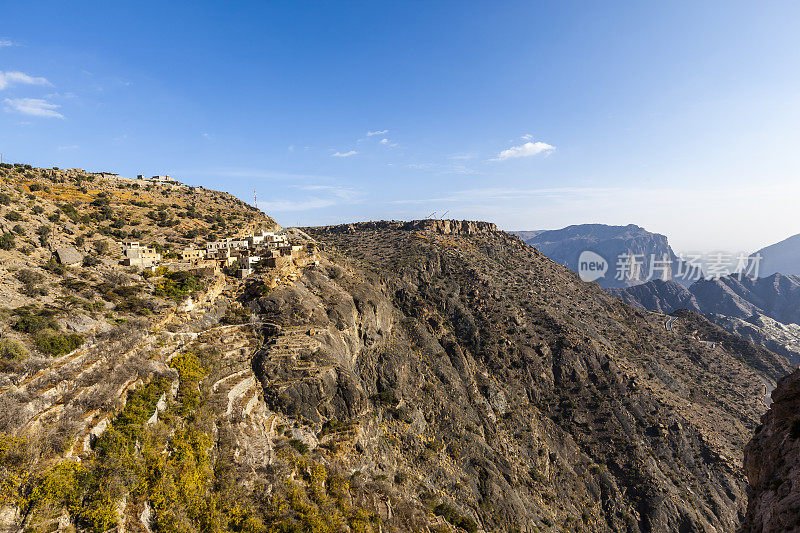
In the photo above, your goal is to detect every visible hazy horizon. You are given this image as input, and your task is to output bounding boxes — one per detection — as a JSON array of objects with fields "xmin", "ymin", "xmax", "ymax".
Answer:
[{"xmin": 2, "ymin": 1, "xmax": 800, "ymax": 253}]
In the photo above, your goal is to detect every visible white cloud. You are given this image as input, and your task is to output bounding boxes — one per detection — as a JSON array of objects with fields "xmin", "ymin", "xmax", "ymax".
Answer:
[
  {"xmin": 4, "ymin": 97, "xmax": 64, "ymax": 118},
  {"xmin": 379, "ymin": 138, "xmax": 398, "ymax": 147},
  {"xmin": 490, "ymin": 140, "xmax": 554, "ymax": 161},
  {"xmin": 0, "ymin": 71, "xmax": 51, "ymax": 90},
  {"xmin": 331, "ymin": 150, "xmax": 358, "ymax": 157},
  {"xmin": 0, "ymin": 40, "xmax": 14, "ymax": 48},
  {"xmin": 367, "ymin": 129, "xmax": 388, "ymax": 136},
  {"xmin": 521, "ymin": 133, "xmax": 534, "ymax": 141},
  {"xmin": 58, "ymin": 144, "xmax": 79, "ymax": 151}
]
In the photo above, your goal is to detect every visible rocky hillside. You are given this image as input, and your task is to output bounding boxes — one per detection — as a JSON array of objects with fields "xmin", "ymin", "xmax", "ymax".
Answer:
[
  {"xmin": 709, "ymin": 314, "xmax": 800, "ymax": 367},
  {"xmin": 0, "ymin": 175, "xmax": 792, "ymax": 533},
  {"xmin": 615, "ymin": 273, "xmax": 800, "ymax": 326},
  {"xmin": 611, "ymin": 274, "xmax": 800, "ymax": 365},
  {"xmin": 740, "ymin": 367, "xmax": 800, "ymax": 532},
  {"xmin": 516, "ymin": 223, "xmax": 688, "ymax": 288},
  {"xmin": 292, "ymin": 221, "xmax": 787, "ymax": 531}
]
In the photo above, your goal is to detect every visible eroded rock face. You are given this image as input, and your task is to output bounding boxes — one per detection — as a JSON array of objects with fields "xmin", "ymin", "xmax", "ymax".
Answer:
[
  {"xmin": 309, "ymin": 219, "xmax": 498, "ymax": 235},
  {"xmin": 273, "ymin": 223, "xmax": 789, "ymax": 531},
  {"xmin": 741, "ymin": 368, "xmax": 800, "ymax": 533}
]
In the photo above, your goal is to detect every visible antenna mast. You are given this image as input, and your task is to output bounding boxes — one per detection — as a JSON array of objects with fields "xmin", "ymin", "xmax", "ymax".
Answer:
[{"xmin": 253, "ymin": 189, "xmax": 258, "ymax": 209}]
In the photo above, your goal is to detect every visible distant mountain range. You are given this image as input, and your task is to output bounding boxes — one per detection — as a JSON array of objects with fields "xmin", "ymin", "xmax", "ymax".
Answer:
[
  {"xmin": 610, "ymin": 273, "xmax": 800, "ymax": 364},
  {"xmin": 514, "ymin": 225, "xmax": 800, "ymax": 285},
  {"xmin": 611, "ymin": 273, "xmax": 800, "ymax": 325},
  {"xmin": 511, "ymin": 224, "xmax": 692, "ymax": 288}
]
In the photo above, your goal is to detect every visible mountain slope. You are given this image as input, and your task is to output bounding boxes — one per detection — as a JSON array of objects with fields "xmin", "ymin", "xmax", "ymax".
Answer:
[
  {"xmin": 751, "ymin": 232, "xmax": 800, "ymax": 277},
  {"xmin": 294, "ymin": 220, "xmax": 787, "ymax": 531},
  {"xmin": 709, "ymin": 314, "xmax": 800, "ymax": 366},
  {"xmin": 689, "ymin": 274, "xmax": 800, "ymax": 325},
  {"xmin": 610, "ymin": 274, "xmax": 800, "ymax": 365},
  {"xmin": 518, "ymin": 223, "xmax": 687, "ymax": 288}
]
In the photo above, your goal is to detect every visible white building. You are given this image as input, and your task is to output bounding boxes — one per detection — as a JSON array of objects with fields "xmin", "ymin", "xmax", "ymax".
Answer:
[{"xmin": 206, "ymin": 239, "xmax": 250, "ymax": 252}]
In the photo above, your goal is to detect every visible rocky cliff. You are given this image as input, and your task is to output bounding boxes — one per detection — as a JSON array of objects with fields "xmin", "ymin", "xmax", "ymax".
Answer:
[
  {"xmin": 314, "ymin": 219, "xmax": 498, "ymax": 235},
  {"xmin": 741, "ymin": 368, "xmax": 800, "ymax": 532}
]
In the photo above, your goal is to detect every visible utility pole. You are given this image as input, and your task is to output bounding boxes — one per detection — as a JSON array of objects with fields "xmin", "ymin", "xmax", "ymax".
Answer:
[{"xmin": 253, "ymin": 189, "xmax": 258, "ymax": 208}]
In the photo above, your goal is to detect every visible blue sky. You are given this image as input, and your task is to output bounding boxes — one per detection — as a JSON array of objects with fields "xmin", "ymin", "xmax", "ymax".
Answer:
[{"xmin": 2, "ymin": 1, "xmax": 800, "ymax": 252}]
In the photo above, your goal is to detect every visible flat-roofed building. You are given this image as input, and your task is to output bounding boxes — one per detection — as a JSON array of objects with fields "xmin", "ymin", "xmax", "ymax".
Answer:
[
  {"xmin": 123, "ymin": 245, "xmax": 161, "ymax": 268},
  {"xmin": 181, "ymin": 248, "xmax": 206, "ymax": 261},
  {"xmin": 206, "ymin": 239, "xmax": 249, "ymax": 252}
]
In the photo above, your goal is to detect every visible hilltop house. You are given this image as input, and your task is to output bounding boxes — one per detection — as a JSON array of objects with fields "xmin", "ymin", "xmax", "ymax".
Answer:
[
  {"xmin": 180, "ymin": 247, "xmax": 206, "ymax": 261},
  {"xmin": 121, "ymin": 241, "xmax": 162, "ymax": 268},
  {"xmin": 206, "ymin": 238, "xmax": 250, "ymax": 252}
]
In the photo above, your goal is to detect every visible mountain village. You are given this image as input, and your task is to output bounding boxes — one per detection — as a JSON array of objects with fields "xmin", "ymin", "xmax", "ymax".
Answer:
[
  {"xmin": 119, "ymin": 229, "xmax": 308, "ymax": 278},
  {"xmin": 33, "ymin": 169, "xmax": 316, "ymax": 282}
]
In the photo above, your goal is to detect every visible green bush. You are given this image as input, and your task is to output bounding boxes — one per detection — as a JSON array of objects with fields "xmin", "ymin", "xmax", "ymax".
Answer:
[
  {"xmin": 115, "ymin": 296, "xmax": 156, "ymax": 315},
  {"xmin": 0, "ymin": 192, "xmax": 10, "ymax": 205},
  {"xmin": 154, "ymin": 270, "xmax": 208, "ymax": 301},
  {"xmin": 5, "ymin": 211, "xmax": 22, "ymax": 221},
  {"xmin": 0, "ymin": 233, "xmax": 15, "ymax": 251},
  {"xmin": 13, "ymin": 312, "xmax": 60, "ymax": 334},
  {"xmin": 34, "ymin": 332, "xmax": 84, "ymax": 356},
  {"xmin": 42, "ymin": 257, "xmax": 66, "ymax": 275},
  {"xmin": 0, "ymin": 339, "xmax": 28, "ymax": 361},
  {"xmin": 288, "ymin": 439, "xmax": 309, "ymax": 454},
  {"xmin": 94, "ymin": 240, "xmax": 109, "ymax": 255},
  {"xmin": 433, "ymin": 503, "xmax": 478, "ymax": 533},
  {"xmin": 15, "ymin": 269, "xmax": 44, "ymax": 286}
]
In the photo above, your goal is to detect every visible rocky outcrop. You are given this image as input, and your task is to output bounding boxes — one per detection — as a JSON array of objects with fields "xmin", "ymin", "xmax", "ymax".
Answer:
[
  {"xmin": 308, "ymin": 219, "xmax": 498, "ymax": 235},
  {"xmin": 295, "ymin": 224, "xmax": 785, "ymax": 531},
  {"xmin": 741, "ymin": 368, "xmax": 800, "ymax": 532}
]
